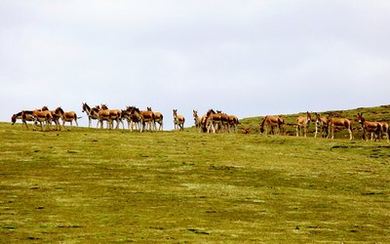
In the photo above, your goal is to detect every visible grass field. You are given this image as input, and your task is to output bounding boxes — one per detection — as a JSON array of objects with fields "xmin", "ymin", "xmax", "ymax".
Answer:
[{"xmin": 0, "ymin": 120, "xmax": 389, "ymax": 242}]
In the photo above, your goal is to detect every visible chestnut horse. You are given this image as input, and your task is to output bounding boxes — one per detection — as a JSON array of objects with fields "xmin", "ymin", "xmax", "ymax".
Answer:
[
  {"xmin": 98, "ymin": 104, "xmax": 122, "ymax": 129},
  {"xmin": 147, "ymin": 107, "xmax": 163, "ymax": 131},
  {"xmin": 260, "ymin": 115, "xmax": 284, "ymax": 135},
  {"xmin": 125, "ymin": 106, "xmax": 142, "ymax": 131},
  {"xmin": 205, "ymin": 109, "xmax": 222, "ymax": 133},
  {"xmin": 296, "ymin": 111, "xmax": 311, "ymax": 137},
  {"xmin": 173, "ymin": 109, "xmax": 185, "ymax": 130},
  {"xmin": 314, "ymin": 113, "xmax": 328, "ymax": 138},
  {"xmin": 327, "ymin": 116, "xmax": 353, "ymax": 140},
  {"xmin": 31, "ymin": 107, "xmax": 53, "ymax": 131},
  {"xmin": 378, "ymin": 121, "xmax": 390, "ymax": 142},
  {"xmin": 54, "ymin": 107, "xmax": 79, "ymax": 127},
  {"xmin": 356, "ymin": 113, "xmax": 382, "ymax": 141},
  {"xmin": 193, "ymin": 110, "xmax": 207, "ymax": 132}
]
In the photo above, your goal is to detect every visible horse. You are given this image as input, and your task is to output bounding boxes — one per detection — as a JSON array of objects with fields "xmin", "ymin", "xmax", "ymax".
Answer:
[
  {"xmin": 314, "ymin": 113, "xmax": 329, "ymax": 138},
  {"xmin": 54, "ymin": 107, "xmax": 79, "ymax": 128},
  {"xmin": 41, "ymin": 106, "xmax": 62, "ymax": 130},
  {"xmin": 31, "ymin": 108, "xmax": 53, "ymax": 131},
  {"xmin": 205, "ymin": 109, "xmax": 223, "ymax": 133},
  {"xmin": 259, "ymin": 115, "xmax": 284, "ymax": 135},
  {"xmin": 193, "ymin": 110, "xmax": 207, "ymax": 132},
  {"xmin": 98, "ymin": 104, "xmax": 122, "ymax": 129},
  {"xmin": 216, "ymin": 110, "xmax": 230, "ymax": 132},
  {"xmin": 173, "ymin": 109, "xmax": 185, "ymax": 131},
  {"xmin": 327, "ymin": 116, "xmax": 353, "ymax": 140},
  {"xmin": 227, "ymin": 114, "xmax": 240, "ymax": 133},
  {"xmin": 378, "ymin": 121, "xmax": 390, "ymax": 142},
  {"xmin": 356, "ymin": 113, "xmax": 382, "ymax": 141},
  {"xmin": 12, "ymin": 111, "xmax": 35, "ymax": 128},
  {"xmin": 82, "ymin": 102, "xmax": 100, "ymax": 128},
  {"xmin": 296, "ymin": 111, "xmax": 311, "ymax": 137},
  {"xmin": 147, "ymin": 107, "xmax": 163, "ymax": 131},
  {"xmin": 125, "ymin": 106, "xmax": 142, "ymax": 131}
]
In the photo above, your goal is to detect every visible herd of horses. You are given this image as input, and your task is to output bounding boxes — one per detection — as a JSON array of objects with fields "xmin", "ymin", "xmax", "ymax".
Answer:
[
  {"xmin": 260, "ymin": 111, "xmax": 389, "ymax": 142},
  {"xmin": 10, "ymin": 103, "xmax": 390, "ymax": 142}
]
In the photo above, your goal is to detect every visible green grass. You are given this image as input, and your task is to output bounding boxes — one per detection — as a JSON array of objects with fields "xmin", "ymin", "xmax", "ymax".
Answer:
[{"xmin": 0, "ymin": 121, "xmax": 389, "ymax": 242}]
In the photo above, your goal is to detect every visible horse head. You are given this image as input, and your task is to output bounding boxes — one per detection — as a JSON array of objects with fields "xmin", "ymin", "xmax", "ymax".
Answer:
[
  {"xmin": 41, "ymin": 106, "xmax": 49, "ymax": 111},
  {"xmin": 11, "ymin": 114, "xmax": 17, "ymax": 124}
]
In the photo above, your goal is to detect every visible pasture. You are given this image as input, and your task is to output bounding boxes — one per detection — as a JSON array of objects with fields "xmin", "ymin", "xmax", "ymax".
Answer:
[{"xmin": 0, "ymin": 122, "xmax": 389, "ymax": 242}]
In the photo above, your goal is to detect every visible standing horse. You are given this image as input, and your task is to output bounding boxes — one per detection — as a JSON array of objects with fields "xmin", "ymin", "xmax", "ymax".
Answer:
[
  {"xmin": 82, "ymin": 102, "xmax": 100, "ymax": 128},
  {"xmin": 356, "ymin": 113, "xmax": 382, "ymax": 141},
  {"xmin": 147, "ymin": 107, "xmax": 163, "ymax": 131},
  {"xmin": 31, "ymin": 108, "xmax": 53, "ymax": 131},
  {"xmin": 98, "ymin": 104, "xmax": 122, "ymax": 129},
  {"xmin": 314, "ymin": 113, "xmax": 328, "ymax": 138},
  {"xmin": 54, "ymin": 107, "xmax": 79, "ymax": 127},
  {"xmin": 205, "ymin": 109, "xmax": 222, "ymax": 133},
  {"xmin": 228, "ymin": 114, "xmax": 239, "ymax": 133},
  {"xmin": 193, "ymin": 110, "xmax": 207, "ymax": 132},
  {"xmin": 378, "ymin": 121, "xmax": 390, "ymax": 142},
  {"xmin": 260, "ymin": 115, "xmax": 284, "ymax": 135},
  {"xmin": 216, "ymin": 110, "xmax": 230, "ymax": 132},
  {"xmin": 173, "ymin": 109, "xmax": 185, "ymax": 130},
  {"xmin": 327, "ymin": 116, "xmax": 353, "ymax": 140},
  {"xmin": 296, "ymin": 111, "xmax": 311, "ymax": 137},
  {"xmin": 41, "ymin": 106, "xmax": 62, "ymax": 130},
  {"xmin": 126, "ymin": 106, "xmax": 142, "ymax": 131}
]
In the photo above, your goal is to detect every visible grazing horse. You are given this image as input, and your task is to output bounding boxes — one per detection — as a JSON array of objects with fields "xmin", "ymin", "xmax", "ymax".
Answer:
[
  {"xmin": 82, "ymin": 102, "xmax": 100, "ymax": 128},
  {"xmin": 228, "ymin": 114, "xmax": 240, "ymax": 133},
  {"xmin": 173, "ymin": 109, "xmax": 185, "ymax": 130},
  {"xmin": 356, "ymin": 113, "xmax": 382, "ymax": 141},
  {"xmin": 260, "ymin": 115, "xmax": 285, "ymax": 135},
  {"xmin": 296, "ymin": 111, "xmax": 311, "ymax": 137},
  {"xmin": 327, "ymin": 116, "xmax": 353, "ymax": 140},
  {"xmin": 12, "ymin": 111, "xmax": 36, "ymax": 128},
  {"xmin": 147, "ymin": 107, "xmax": 163, "ymax": 131},
  {"xmin": 314, "ymin": 113, "xmax": 329, "ymax": 138},
  {"xmin": 54, "ymin": 107, "xmax": 79, "ymax": 127}
]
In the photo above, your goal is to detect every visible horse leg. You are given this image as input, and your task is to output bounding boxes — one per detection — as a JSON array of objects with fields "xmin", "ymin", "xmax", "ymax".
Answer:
[{"xmin": 296, "ymin": 125, "xmax": 299, "ymax": 137}]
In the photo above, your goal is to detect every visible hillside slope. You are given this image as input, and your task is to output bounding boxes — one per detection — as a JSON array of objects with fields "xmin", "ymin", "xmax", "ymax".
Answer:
[{"xmin": 0, "ymin": 123, "xmax": 389, "ymax": 242}]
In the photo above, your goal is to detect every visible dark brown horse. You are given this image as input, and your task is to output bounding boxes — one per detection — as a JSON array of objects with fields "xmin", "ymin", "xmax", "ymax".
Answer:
[{"xmin": 12, "ymin": 111, "xmax": 35, "ymax": 128}]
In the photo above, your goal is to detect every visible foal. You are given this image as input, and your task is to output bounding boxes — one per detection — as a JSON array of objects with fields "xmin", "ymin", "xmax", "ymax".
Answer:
[{"xmin": 173, "ymin": 109, "xmax": 185, "ymax": 131}]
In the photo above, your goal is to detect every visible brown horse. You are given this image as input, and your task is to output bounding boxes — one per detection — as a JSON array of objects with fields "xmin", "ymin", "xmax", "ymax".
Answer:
[
  {"xmin": 216, "ymin": 110, "xmax": 230, "ymax": 132},
  {"xmin": 260, "ymin": 115, "xmax": 284, "ymax": 135},
  {"xmin": 173, "ymin": 109, "xmax": 185, "ymax": 130},
  {"xmin": 296, "ymin": 111, "xmax": 311, "ymax": 137},
  {"xmin": 31, "ymin": 107, "xmax": 53, "ymax": 131},
  {"xmin": 147, "ymin": 107, "xmax": 163, "ymax": 131},
  {"xmin": 378, "ymin": 121, "xmax": 390, "ymax": 142},
  {"xmin": 125, "ymin": 106, "xmax": 142, "ymax": 131},
  {"xmin": 228, "ymin": 114, "xmax": 240, "ymax": 133},
  {"xmin": 98, "ymin": 104, "xmax": 122, "ymax": 129},
  {"xmin": 327, "ymin": 116, "xmax": 353, "ymax": 140},
  {"xmin": 356, "ymin": 113, "xmax": 382, "ymax": 141},
  {"xmin": 205, "ymin": 109, "xmax": 223, "ymax": 133},
  {"xmin": 54, "ymin": 107, "xmax": 79, "ymax": 127},
  {"xmin": 314, "ymin": 113, "xmax": 328, "ymax": 138}
]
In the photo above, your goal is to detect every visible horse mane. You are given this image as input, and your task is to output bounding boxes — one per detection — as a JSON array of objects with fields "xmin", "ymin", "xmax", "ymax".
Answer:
[
  {"xmin": 55, "ymin": 107, "xmax": 64, "ymax": 114},
  {"xmin": 83, "ymin": 102, "xmax": 90, "ymax": 111},
  {"xmin": 101, "ymin": 104, "xmax": 108, "ymax": 110},
  {"xmin": 41, "ymin": 106, "xmax": 49, "ymax": 111}
]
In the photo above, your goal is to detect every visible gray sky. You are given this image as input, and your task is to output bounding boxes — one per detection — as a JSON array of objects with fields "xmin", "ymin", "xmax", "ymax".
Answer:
[{"xmin": 1, "ymin": 0, "xmax": 389, "ymax": 129}]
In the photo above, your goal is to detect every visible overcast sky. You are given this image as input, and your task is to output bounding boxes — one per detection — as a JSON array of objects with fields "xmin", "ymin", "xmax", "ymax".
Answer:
[{"xmin": 1, "ymin": 0, "xmax": 389, "ymax": 129}]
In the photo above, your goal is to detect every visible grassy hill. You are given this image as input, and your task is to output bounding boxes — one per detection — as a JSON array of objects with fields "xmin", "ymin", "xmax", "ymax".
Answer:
[
  {"xmin": 239, "ymin": 104, "xmax": 390, "ymax": 137},
  {"xmin": 0, "ymin": 105, "xmax": 389, "ymax": 242}
]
